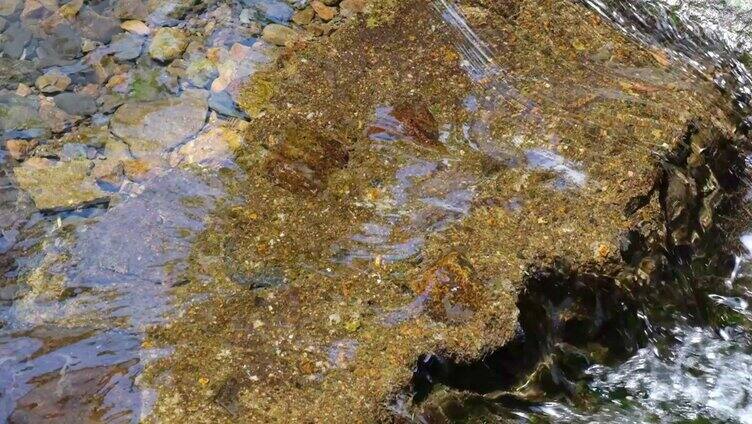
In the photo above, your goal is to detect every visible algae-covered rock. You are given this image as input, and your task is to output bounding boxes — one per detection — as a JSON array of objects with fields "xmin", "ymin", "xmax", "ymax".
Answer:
[
  {"xmin": 13, "ymin": 160, "xmax": 109, "ymax": 211},
  {"xmin": 0, "ymin": 58, "xmax": 40, "ymax": 89},
  {"xmin": 4, "ymin": 139, "xmax": 37, "ymax": 161},
  {"xmin": 169, "ymin": 123, "xmax": 243, "ymax": 167},
  {"xmin": 237, "ymin": 72, "xmax": 275, "ymax": 117},
  {"xmin": 261, "ymin": 23, "xmax": 298, "ymax": 46},
  {"xmin": 263, "ymin": 124, "xmax": 349, "ymax": 193},
  {"xmin": 312, "ymin": 0, "xmax": 336, "ymax": 21},
  {"xmin": 412, "ymin": 252, "xmax": 482, "ymax": 323},
  {"xmin": 110, "ymin": 91, "xmax": 208, "ymax": 158},
  {"xmin": 35, "ymin": 70, "xmax": 72, "ymax": 94},
  {"xmin": 149, "ymin": 27, "xmax": 189, "ymax": 62},
  {"xmin": 0, "ymin": 95, "xmax": 50, "ymax": 139},
  {"xmin": 392, "ymin": 99, "xmax": 442, "ymax": 150}
]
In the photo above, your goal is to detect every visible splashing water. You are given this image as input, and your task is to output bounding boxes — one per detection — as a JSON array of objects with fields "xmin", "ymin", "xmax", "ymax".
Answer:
[{"xmin": 427, "ymin": 0, "xmax": 752, "ymax": 422}]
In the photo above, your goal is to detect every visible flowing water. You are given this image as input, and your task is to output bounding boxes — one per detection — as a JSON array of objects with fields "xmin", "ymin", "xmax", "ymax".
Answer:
[
  {"xmin": 529, "ymin": 2, "xmax": 752, "ymax": 422},
  {"xmin": 0, "ymin": 0, "xmax": 751, "ymax": 422},
  {"xmin": 426, "ymin": 0, "xmax": 752, "ymax": 422}
]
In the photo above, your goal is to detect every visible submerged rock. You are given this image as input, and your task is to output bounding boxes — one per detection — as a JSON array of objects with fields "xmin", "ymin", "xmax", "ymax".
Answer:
[
  {"xmin": 0, "ymin": 95, "xmax": 50, "ymax": 139},
  {"xmin": 412, "ymin": 252, "xmax": 482, "ymax": 323},
  {"xmin": 264, "ymin": 125, "xmax": 349, "ymax": 193},
  {"xmin": 4, "ymin": 139, "xmax": 37, "ymax": 161},
  {"xmin": 149, "ymin": 27, "xmax": 188, "ymax": 62},
  {"xmin": 53, "ymin": 92, "xmax": 97, "ymax": 116},
  {"xmin": 1, "ymin": 22, "xmax": 32, "ymax": 59},
  {"xmin": 0, "ymin": 58, "xmax": 39, "ymax": 89},
  {"xmin": 340, "ymin": 0, "xmax": 365, "ymax": 17},
  {"xmin": 121, "ymin": 19, "xmax": 150, "ymax": 36},
  {"xmin": 0, "ymin": 0, "xmax": 21, "ymax": 16},
  {"xmin": 392, "ymin": 100, "xmax": 442, "ymax": 150},
  {"xmin": 169, "ymin": 123, "xmax": 243, "ymax": 167},
  {"xmin": 311, "ymin": 0, "xmax": 336, "ymax": 21},
  {"xmin": 108, "ymin": 32, "xmax": 146, "ymax": 60},
  {"xmin": 113, "ymin": 0, "xmax": 149, "ymax": 20},
  {"xmin": 242, "ymin": 0, "xmax": 294, "ymax": 23},
  {"xmin": 35, "ymin": 70, "xmax": 72, "ymax": 94},
  {"xmin": 132, "ymin": 0, "xmax": 747, "ymax": 422},
  {"xmin": 261, "ymin": 23, "xmax": 298, "ymax": 46},
  {"xmin": 74, "ymin": 6, "xmax": 120, "ymax": 43},
  {"xmin": 110, "ymin": 91, "xmax": 208, "ymax": 158},
  {"xmin": 232, "ymin": 266, "xmax": 287, "ymax": 289},
  {"xmin": 13, "ymin": 159, "xmax": 109, "ymax": 211},
  {"xmin": 208, "ymin": 90, "xmax": 247, "ymax": 118}
]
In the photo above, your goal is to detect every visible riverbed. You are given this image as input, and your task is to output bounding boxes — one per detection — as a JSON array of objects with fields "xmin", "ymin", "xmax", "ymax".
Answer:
[{"xmin": 1, "ymin": 0, "xmax": 751, "ymax": 422}]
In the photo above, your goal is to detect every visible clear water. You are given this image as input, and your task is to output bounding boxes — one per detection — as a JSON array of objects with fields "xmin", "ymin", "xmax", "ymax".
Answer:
[
  {"xmin": 544, "ymin": 1, "xmax": 752, "ymax": 421},
  {"xmin": 429, "ymin": 0, "xmax": 752, "ymax": 422},
  {"xmin": 0, "ymin": 0, "xmax": 750, "ymax": 421},
  {"xmin": 0, "ymin": 0, "xmax": 263, "ymax": 420}
]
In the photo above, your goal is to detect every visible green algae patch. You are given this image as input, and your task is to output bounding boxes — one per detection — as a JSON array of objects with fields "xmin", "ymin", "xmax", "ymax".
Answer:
[
  {"xmin": 144, "ymin": 0, "xmax": 741, "ymax": 422},
  {"xmin": 237, "ymin": 71, "xmax": 277, "ymax": 119},
  {"xmin": 13, "ymin": 160, "xmax": 109, "ymax": 212}
]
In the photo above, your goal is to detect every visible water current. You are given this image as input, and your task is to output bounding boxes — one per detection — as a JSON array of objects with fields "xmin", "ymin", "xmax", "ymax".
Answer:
[
  {"xmin": 0, "ymin": 0, "xmax": 751, "ymax": 422},
  {"xmin": 429, "ymin": 0, "xmax": 752, "ymax": 422}
]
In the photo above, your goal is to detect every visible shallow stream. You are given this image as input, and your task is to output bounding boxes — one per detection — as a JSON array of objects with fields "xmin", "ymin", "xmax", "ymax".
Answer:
[{"xmin": 0, "ymin": 0, "xmax": 751, "ymax": 422}]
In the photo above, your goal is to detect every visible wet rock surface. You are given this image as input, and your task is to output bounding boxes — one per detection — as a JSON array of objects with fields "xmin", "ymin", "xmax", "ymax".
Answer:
[
  {"xmin": 13, "ymin": 159, "xmax": 108, "ymax": 211},
  {"xmin": 110, "ymin": 91, "xmax": 208, "ymax": 157}
]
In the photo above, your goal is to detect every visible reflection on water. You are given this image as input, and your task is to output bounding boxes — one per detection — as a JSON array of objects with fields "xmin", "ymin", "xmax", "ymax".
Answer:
[{"xmin": 0, "ymin": 329, "xmax": 153, "ymax": 423}]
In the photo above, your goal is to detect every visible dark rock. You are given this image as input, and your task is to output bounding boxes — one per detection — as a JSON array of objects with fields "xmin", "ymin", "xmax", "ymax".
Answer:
[
  {"xmin": 108, "ymin": 32, "xmax": 145, "ymax": 61},
  {"xmin": 74, "ymin": 6, "xmax": 121, "ymax": 43},
  {"xmin": 0, "ymin": 94, "xmax": 50, "ymax": 140},
  {"xmin": 663, "ymin": 167, "xmax": 698, "ymax": 247},
  {"xmin": 113, "ymin": 0, "xmax": 149, "ymax": 20},
  {"xmin": 54, "ymin": 92, "xmax": 98, "ymax": 116},
  {"xmin": 1, "ymin": 22, "xmax": 32, "ymax": 59},
  {"xmin": 0, "ymin": 57, "xmax": 40, "ymax": 89},
  {"xmin": 36, "ymin": 24, "xmax": 82, "ymax": 66},
  {"xmin": 209, "ymin": 90, "xmax": 247, "ymax": 119}
]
